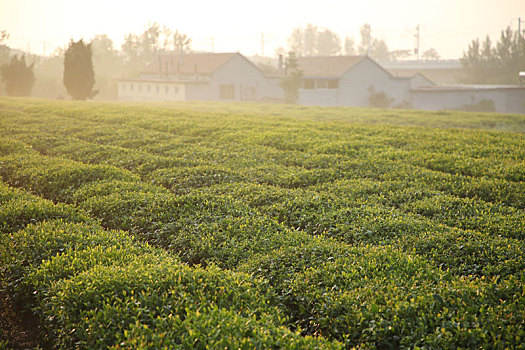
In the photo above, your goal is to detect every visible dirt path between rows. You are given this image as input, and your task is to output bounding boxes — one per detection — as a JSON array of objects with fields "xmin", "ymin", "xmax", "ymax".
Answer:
[{"xmin": 0, "ymin": 292, "xmax": 42, "ymax": 349}]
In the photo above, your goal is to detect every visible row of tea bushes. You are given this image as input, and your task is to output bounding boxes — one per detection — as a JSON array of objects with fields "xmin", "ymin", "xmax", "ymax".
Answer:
[
  {"xmin": 2, "ymin": 136, "xmax": 524, "ymax": 280},
  {"xmin": 238, "ymin": 241, "xmax": 525, "ymax": 348},
  {"xmin": 0, "ymin": 137, "xmax": 310, "ymax": 270},
  {"xmin": 1, "ymin": 137, "xmax": 525, "ymax": 348},
  {"xmin": 4, "ymin": 121, "xmax": 524, "ymax": 249},
  {"xmin": 2, "ymin": 106, "xmax": 523, "ymax": 210},
  {"xmin": 0, "ymin": 182, "xmax": 339, "ymax": 349}
]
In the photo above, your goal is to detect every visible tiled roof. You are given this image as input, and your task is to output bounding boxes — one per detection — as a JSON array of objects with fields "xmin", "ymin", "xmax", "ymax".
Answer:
[
  {"xmin": 141, "ymin": 52, "xmax": 238, "ymax": 75},
  {"xmin": 296, "ymin": 56, "xmax": 365, "ymax": 78}
]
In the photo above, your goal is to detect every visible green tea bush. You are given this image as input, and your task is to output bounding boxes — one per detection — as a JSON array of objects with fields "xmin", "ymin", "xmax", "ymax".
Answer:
[
  {"xmin": 0, "ymin": 197, "xmax": 90, "ymax": 234},
  {"xmin": 1, "ymin": 99, "xmax": 524, "ymax": 348},
  {"xmin": 397, "ymin": 228, "xmax": 525, "ymax": 277},
  {"xmin": 0, "ymin": 153, "xmax": 138, "ymax": 202}
]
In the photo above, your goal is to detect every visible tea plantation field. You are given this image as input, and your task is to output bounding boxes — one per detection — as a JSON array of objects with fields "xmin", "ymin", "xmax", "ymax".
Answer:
[{"xmin": 0, "ymin": 98, "xmax": 524, "ymax": 349}]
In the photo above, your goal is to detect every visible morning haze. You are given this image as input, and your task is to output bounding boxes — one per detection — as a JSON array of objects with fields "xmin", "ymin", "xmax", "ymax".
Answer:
[{"xmin": 0, "ymin": 0, "xmax": 524, "ymax": 112}]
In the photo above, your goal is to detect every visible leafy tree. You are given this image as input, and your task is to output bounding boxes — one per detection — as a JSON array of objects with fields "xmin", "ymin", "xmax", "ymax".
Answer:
[
  {"xmin": 279, "ymin": 52, "xmax": 303, "ymax": 103},
  {"xmin": 344, "ymin": 36, "xmax": 356, "ymax": 55},
  {"xmin": 461, "ymin": 26, "xmax": 525, "ymax": 84},
  {"xmin": 63, "ymin": 39, "xmax": 97, "ymax": 100},
  {"xmin": 422, "ymin": 48, "xmax": 441, "ymax": 60},
  {"xmin": 0, "ymin": 30, "xmax": 9, "ymax": 65},
  {"xmin": 287, "ymin": 28, "xmax": 305, "ymax": 57},
  {"xmin": 358, "ymin": 24, "xmax": 372, "ymax": 55},
  {"xmin": 303, "ymin": 24, "xmax": 318, "ymax": 56},
  {"xmin": 317, "ymin": 29, "xmax": 341, "ymax": 56},
  {"xmin": 368, "ymin": 85, "xmax": 393, "ymax": 108},
  {"xmin": 90, "ymin": 34, "xmax": 122, "ymax": 100},
  {"xmin": 257, "ymin": 61, "xmax": 278, "ymax": 75},
  {"xmin": 0, "ymin": 55, "xmax": 35, "ymax": 96},
  {"xmin": 121, "ymin": 23, "xmax": 192, "ymax": 77},
  {"xmin": 357, "ymin": 23, "xmax": 390, "ymax": 60},
  {"xmin": 287, "ymin": 24, "xmax": 341, "ymax": 56},
  {"xmin": 172, "ymin": 30, "xmax": 192, "ymax": 53}
]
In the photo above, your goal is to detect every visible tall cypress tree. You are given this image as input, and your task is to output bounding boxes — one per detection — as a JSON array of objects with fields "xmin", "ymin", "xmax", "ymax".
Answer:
[
  {"xmin": 63, "ymin": 39, "xmax": 98, "ymax": 100},
  {"xmin": 0, "ymin": 55, "xmax": 35, "ymax": 96}
]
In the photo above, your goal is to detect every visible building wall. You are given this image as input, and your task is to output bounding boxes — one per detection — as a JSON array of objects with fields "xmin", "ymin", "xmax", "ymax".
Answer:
[
  {"xmin": 410, "ymin": 74, "xmax": 434, "ymax": 89},
  {"xmin": 186, "ymin": 55, "xmax": 269, "ymax": 101},
  {"xmin": 298, "ymin": 89, "xmax": 338, "ymax": 106},
  {"xmin": 337, "ymin": 59, "xmax": 411, "ymax": 107},
  {"xmin": 117, "ymin": 81, "xmax": 186, "ymax": 101},
  {"xmin": 263, "ymin": 77, "xmax": 285, "ymax": 102},
  {"xmin": 411, "ymin": 89, "xmax": 525, "ymax": 113}
]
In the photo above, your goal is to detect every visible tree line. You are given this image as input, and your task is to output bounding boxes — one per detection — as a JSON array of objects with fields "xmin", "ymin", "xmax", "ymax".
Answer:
[
  {"xmin": 461, "ymin": 27, "xmax": 525, "ymax": 84},
  {"xmin": 0, "ymin": 24, "xmax": 195, "ymax": 100},
  {"xmin": 282, "ymin": 23, "xmax": 440, "ymax": 62},
  {"xmin": 0, "ymin": 23, "xmax": 524, "ymax": 99}
]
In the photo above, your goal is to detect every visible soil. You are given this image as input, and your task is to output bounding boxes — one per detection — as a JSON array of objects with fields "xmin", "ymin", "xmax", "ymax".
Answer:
[{"xmin": 0, "ymin": 292, "xmax": 42, "ymax": 349}]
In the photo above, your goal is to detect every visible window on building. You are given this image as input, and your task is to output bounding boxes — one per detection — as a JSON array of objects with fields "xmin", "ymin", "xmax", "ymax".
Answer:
[
  {"xmin": 174, "ymin": 86, "xmax": 179, "ymax": 94},
  {"xmin": 147, "ymin": 85, "xmax": 151, "ymax": 92},
  {"xmin": 219, "ymin": 84, "xmax": 235, "ymax": 99},
  {"xmin": 156, "ymin": 85, "xmax": 159, "ymax": 94},
  {"xmin": 316, "ymin": 80, "xmax": 329, "ymax": 89},
  {"xmin": 130, "ymin": 84, "xmax": 134, "ymax": 92},
  {"xmin": 328, "ymin": 80, "xmax": 339, "ymax": 89},
  {"xmin": 138, "ymin": 84, "xmax": 142, "ymax": 91},
  {"xmin": 165, "ymin": 86, "xmax": 169, "ymax": 93},
  {"xmin": 122, "ymin": 84, "xmax": 126, "ymax": 91},
  {"xmin": 242, "ymin": 86, "xmax": 255, "ymax": 99},
  {"xmin": 303, "ymin": 79, "xmax": 315, "ymax": 89}
]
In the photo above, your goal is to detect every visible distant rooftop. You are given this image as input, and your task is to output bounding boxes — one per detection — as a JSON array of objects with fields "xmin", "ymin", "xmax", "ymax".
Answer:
[
  {"xmin": 141, "ymin": 52, "xmax": 240, "ymax": 76},
  {"xmin": 414, "ymin": 84, "xmax": 524, "ymax": 91},
  {"xmin": 296, "ymin": 56, "xmax": 365, "ymax": 78},
  {"xmin": 382, "ymin": 59, "xmax": 462, "ymax": 70}
]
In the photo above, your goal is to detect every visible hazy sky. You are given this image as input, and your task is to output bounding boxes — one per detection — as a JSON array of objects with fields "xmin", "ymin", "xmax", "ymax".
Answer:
[{"xmin": 1, "ymin": 0, "xmax": 524, "ymax": 59}]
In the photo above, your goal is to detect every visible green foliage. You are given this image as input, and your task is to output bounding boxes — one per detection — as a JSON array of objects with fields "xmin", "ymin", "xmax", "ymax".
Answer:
[
  {"xmin": 368, "ymin": 86, "xmax": 393, "ymax": 108},
  {"xmin": 0, "ymin": 99, "xmax": 524, "ymax": 348},
  {"xmin": 287, "ymin": 24, "xmax": 342, "ymax": 56},
  {"xmin": 461, "ymin": 98, "xmax": 496, "ymax": 112},
  {"xmin": 63, "ymin": 39, "xmax": 98, "ymax": 100},
  {"xmin": 280, "ymin": 52, "xmax": 303, "ymax": 104},
  {"xmin": 461, "ymin": 27, "xmax": 525, "ymax": 84},
  {"xmin": 0, "ymin": 55, "xmax": 35, "ymax": 96}
]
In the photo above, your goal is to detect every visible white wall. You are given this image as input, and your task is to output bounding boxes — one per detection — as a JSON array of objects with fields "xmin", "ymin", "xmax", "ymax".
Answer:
[
  {"xmin": 411, "ymin": 88, "xmax": 525, "ymax": 113},
  {"xmin": 186, "ymin": 55, "xmax": 268, "ymax": 101},
  {"xmin": 337, "ymin": 59, "xmax": 411, "ymax": 107},
  {"xmin": 117, "ymin": 81, "xmax": 186, "ymax": 101},
  {"xmin": 298, "ymin": 89, "xmax": 338, "ymax": 106}
]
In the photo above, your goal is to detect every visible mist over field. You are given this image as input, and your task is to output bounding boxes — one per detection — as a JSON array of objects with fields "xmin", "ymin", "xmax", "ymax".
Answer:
[{"xmin": 0, "ymin": 0, "xmax": 524, "ymax": 348}]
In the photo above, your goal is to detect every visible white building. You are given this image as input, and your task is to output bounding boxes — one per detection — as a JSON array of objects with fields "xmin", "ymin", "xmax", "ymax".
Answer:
[
  {"xmin": 411, "ymin": 85, "xmax": 525, "ymax": 113},
  {"xmin": 117, "ymin": 52, "xmax": 277, "ymax": 102},
  {"xmin": 117, "ymin": 53, "xmax": 525, "ymax": 114},
  {"xmin": 294, "ymin": 56, "xmax": 433, "ymax": 107}
]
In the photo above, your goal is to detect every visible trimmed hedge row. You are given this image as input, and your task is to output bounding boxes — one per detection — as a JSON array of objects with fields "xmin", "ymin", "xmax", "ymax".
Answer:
[
  {"xmin": 2, "ymin": 137, "xmax": 524, "ymax": 279},
  {"xmin": 1, "ymin": 100, "xmax": 524, "ymax": 348},
  {"xmin": 2, "ymin": 106, "xmax": 524, "ymax": 210},
  {"xmin": 0, "ymin": 186, "xmax": 340, "ymax": 349},
  {"xmin": 239, "ymin": 240, "xmax": 525, "ymax": 348}
]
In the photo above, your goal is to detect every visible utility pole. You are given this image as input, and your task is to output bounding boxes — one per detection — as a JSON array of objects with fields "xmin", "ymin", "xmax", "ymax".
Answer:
[
  {"xmin": 367, "ymin": 25, "xmax": 371, "ymax": 57},
  {"xmin": 261, "ymin": 33, "xmax": 264, "ymax": 57},
  {"xmin": 260, "ymin": 33, "xmax": 270, "ymax": 57},
  {"xmin": 415, "ymin": 24, "xmax": 420, "ymax": 61}
]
